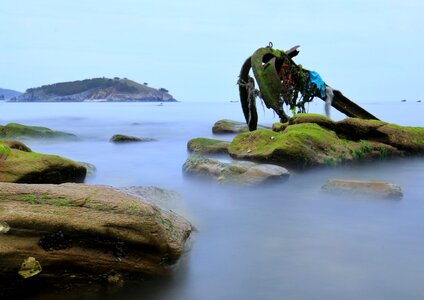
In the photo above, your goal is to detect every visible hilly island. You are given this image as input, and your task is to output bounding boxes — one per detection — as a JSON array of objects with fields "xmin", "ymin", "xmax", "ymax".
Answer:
[{"xmin": 12, "ymin": 77, "xmax": 176, "ymax": 102}]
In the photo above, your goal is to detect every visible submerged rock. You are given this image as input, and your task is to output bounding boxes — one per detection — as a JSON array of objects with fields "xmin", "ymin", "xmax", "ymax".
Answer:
[
  {"xmin": 0, "ymin": 140, "xmax": 86, "ymax": 183},
  {"xmin": 228, "ymin": 114, "xmax": 423, "ymax": 169},
  {"xmin": 0, "ymin": 123, "xmax": 77, "ymax": 140},
  {"xmin": 0, "ymin": 182, "xmax": 192, "ymax": 290},
  {"xmin": 187, "ymin": 137, "xmax": 230, "ymax": 154},
  {"xmin": 212, "ymin": 119, "xmax": 269, "ymax": 134},
  {"xmin": 183, "ymin": 154, "xmax": 289, "ymax": 185},
  {"xmin": 110, "ymin": 134, "xmax": 155, "ymax": 143},
  {"xmin": 322, "ymin": 179, "xmax": 403, "ymax": 199}
]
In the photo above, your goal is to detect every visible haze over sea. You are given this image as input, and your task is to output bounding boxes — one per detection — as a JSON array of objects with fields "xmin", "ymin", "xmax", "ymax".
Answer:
[{"xmin": 1, "ymin": 100, "xmax": 424, "ymax": 299}]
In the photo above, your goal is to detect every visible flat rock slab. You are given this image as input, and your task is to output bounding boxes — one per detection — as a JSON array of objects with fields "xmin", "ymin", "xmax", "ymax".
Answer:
[
  {"xmin": 0, "ymin": 183, "xmax": 192, "ymax": 292},
  {"xmin": 212, "ymin": 119, "xmax": 269, "ymax": 134},
  {"xmin": 183, "ymin": 154, "xmax": 289, "ymax": 185},
  {"xmin": 322, "ymin": 179, "xmax": 403, "ymax": 199}
]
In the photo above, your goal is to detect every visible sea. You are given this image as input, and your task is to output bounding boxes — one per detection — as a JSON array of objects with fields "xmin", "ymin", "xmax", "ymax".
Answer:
[{"xmin": 1, "ymin": 100, "xmax": 424, "ymax": 300}]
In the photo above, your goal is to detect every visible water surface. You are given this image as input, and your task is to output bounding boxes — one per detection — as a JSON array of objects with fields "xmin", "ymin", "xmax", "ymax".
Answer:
[{"xmin": 1, "ymin": 100, "xmax": 423, "ymax": 299}]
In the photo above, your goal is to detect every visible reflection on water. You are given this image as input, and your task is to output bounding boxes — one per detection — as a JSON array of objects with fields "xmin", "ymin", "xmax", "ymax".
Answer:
[{"xmin": 1, "ymin": 102, "xmax": 424, "ymax": 299}]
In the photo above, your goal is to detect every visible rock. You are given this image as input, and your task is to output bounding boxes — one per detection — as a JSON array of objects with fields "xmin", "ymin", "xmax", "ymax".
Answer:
[
  {"xmin": 0, "ymin": 140, "xmax": 86, "ymax": 183},
  {"xmin": 272, "ymin": 122, "xmax": 288, "ymax": 132},
  {"xmin": 322, "ymin": 179, "xmax": 403, "ymax": 199},
  {"xmin": 0, "ymin": 123, "xmax": 77, "ymax": 140},
  {"xmin": 187, "ymin": 138, "xmax": 230, "ymax": 154},
  {"xmin": 288, "ymin": 113, "xmax": 336, "ymax": 130},
  {"xmin": 212, "ymin": 119, "xmax": 269, "ymax": 134},
  {"xmin": 0, "ymin": 221, "xmax": 10, "ymax": 234},
  {"xmin": 228, "ymin": 114, "xmax": 423, "ymax": 169},
  {"xmin": 110, "ymin": 134, "xmax": 155, "ymax": 143},
  {"xmin": 0, "ymin": 182, "xmax": 192, "ymax": 289},
  {"xmin": 1, "ymin": 140, "xmax": 32, "ymax": 152},
  {"xmin": 18, "ymin": 257, "xmax": 42, "ymax": 279},
  {"xmin": 183, "ymin": 154, "xmax": 289, "ymax": 185}
]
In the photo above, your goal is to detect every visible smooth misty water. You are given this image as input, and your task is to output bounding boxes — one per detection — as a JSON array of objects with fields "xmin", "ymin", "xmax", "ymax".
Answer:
[{"xmin": 1, "ymin": 101, "xmax": 424, "ymax": 300}]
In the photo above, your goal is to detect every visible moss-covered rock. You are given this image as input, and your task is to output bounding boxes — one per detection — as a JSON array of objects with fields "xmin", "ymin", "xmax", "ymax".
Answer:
[
  {"xmin": 0, "ymin": 140, "xmax": 86, "ymax": 183},
  {"xmin": 0, "ymin": 123, "xmax": 77, "ymax": 140},
  {"xmin": 212, "ymin": 119, "xmax": 269, "ymax": 134},
  {"xmin": 110, "ymin": 134, "xmax": 155, "ymax": 143},
  {"xmin": 288, "ymin": 113, "xmax": 336, "ymax": 130},
  {"xmin": 272, "ymin": 122, "xmax": 288, "ymax": 132},
  {"xmin": 229, "ymin": 114, "xmax": 416, "ymax": 169},
  {"xmin": 0, "ymin": 183, "xmax": 192, "ymax": 296},
  {"xmin": 183, "ymin": 154, "xmax": 289, "ymax": 185},
  {"xmin": 187, "ymin": 138, "xmax": 229, "ymax": 154}
]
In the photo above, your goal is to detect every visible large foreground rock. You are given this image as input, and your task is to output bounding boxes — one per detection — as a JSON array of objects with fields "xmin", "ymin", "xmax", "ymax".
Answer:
[
  {"xmin": 0, "ymin": 123, "xmax": 77, "ymax": 140},
  {"xmin": 0, "ymin": 140, "xmax": 86, "ymax": 183},
  {"xmin": 322, "ymin": 179, "xmax": 403, "ymax": 199},
  {"xmin": 183, "ymin": 154, "xmax": 289, "ymax": 185},
  {"xmin": 0, "ymin": 183, "xmax": 192, "ymax": 292},
  {"xmin": 229, "ymin": 114, "xmax": 424, "ymax": 168}
]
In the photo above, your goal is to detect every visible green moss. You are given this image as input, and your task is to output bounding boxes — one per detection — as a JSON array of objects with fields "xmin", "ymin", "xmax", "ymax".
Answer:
[
  {"xmin": 272, "ymin": 122, "xmax": 288, "ymax": 132},
  {"xmin": 187, "ymin": 138, "xmax": 229, "ymax": 153},
  {"xmin": 23, "ymin": 194, "xmax": 37, "ymax": 204},
  {"xmin": 0, "ymin": 123, "xmax": 76, "ymax": 139},
  {"xmin": 0, "ymin": 145, "xmax": 11, "ymax": 160},
  {"xmin": 20, "ymin": 193, "xmax": 73, "ymax": 206},
  {"xmin": 229, "ymin": 124, "xmax": 343, "ymax": 168}
]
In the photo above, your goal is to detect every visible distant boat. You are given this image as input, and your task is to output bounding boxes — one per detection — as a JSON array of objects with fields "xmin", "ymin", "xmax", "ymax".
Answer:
[
  {"xmin": 230, "ymin": 100, "xmax": 239, "ymax": 103},
  {"xmin": 157, "ymin": 102, "xmax": 164, "ymax": 106},
  {"xmin": 401, "ymin": 99, "xmax": 407, "ymax": 102},
  {"xmin": 418, "ymin": 100, "xmax": 422, "ymax": 103}
]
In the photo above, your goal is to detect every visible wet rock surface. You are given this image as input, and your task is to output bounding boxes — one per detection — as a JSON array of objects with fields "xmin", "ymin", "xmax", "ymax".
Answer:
[
  {"xmin": 183, "ymin": 154, "xmax": 289, "ymax": 185},
  {"xmin": 0, "ymin": 183, "xmax": 192, "ymax": 296}
]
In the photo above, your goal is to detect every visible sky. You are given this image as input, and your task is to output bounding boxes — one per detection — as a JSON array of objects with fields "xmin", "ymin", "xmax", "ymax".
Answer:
[{"xmin": 1, "ymin": 0, "xmax": 423, "ymax": 103}]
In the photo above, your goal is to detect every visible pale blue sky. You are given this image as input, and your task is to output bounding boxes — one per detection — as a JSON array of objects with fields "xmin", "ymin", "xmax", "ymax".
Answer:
[{"xmin": 1, "ymin": 0, "xmax": 422, "ymax": 102}]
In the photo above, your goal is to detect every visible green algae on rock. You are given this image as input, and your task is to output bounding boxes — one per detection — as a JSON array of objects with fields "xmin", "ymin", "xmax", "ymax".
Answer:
[
  {"xmin": 0, "ymin": 140, "xmax": 86, "ymax": 183},
  {"xmin": 110, "ymin": 134, "xmax": 155, "ymax": 143},
  {"xmin": 0, "ymin": 123, "xmax": 77, "ymax": 140},
  {"xmin": 228, "ymin": 114, "xmax": 420, "ymax": 169},
  {"xmin": 187, "ymin": 138, "xmax": 230, "ymax": 154}
]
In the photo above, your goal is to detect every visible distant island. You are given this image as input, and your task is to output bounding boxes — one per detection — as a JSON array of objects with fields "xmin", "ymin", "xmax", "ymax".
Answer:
[
  {"xmin": 0, "ymin": 88, "xmax": 22, "ymax": 100},
  {"xmin": 11, "ymin": 77, "xmax": 177, "ymax": 102}
]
